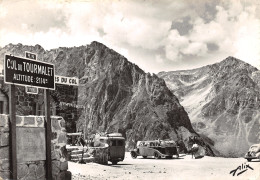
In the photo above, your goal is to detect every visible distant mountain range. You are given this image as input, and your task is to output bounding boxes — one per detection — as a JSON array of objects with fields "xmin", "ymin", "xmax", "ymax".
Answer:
[
  {"xmin": 158, "ymin": 56, "xmax": 260, "ymax": 157},
  {"xmin": 0, "ymin": 42, "xmax": 214, "ymax": 155}
]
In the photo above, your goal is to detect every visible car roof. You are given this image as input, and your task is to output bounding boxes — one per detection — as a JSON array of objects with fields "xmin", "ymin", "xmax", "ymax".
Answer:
[
  {"xmin": 137, "ymin": 140, "xmax": 176, "ymax": 143},
  {"xmin": 100, "ymin": 136, "xmax": 125, "ymax": 140},
  {"xmin": 251, "ymin": 144, "xmax": 260, "ymax": 147},
  {"xmin": 67, "ymin": 132, "xmax": 82, "ymax": 136}
]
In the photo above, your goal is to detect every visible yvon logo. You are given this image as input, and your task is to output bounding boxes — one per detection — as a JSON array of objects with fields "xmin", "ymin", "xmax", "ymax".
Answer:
[{"xmin": 229, "ymin": 163, "xmax": 254, "ymax": 176}]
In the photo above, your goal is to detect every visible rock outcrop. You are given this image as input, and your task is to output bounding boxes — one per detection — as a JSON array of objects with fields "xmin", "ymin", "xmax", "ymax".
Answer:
[{"xmin": 158, "ymin": 56, "xmax": 260, "ymax": 157}]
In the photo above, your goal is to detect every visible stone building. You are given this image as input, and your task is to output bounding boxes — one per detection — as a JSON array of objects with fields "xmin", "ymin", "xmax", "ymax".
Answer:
[
  {"xmin": 0, "ymin": 114, "xmax": 72, "ymax": 180},
  {"xmin": 0, "ymin": 75, "xmax": 81, "ymax": 133}
]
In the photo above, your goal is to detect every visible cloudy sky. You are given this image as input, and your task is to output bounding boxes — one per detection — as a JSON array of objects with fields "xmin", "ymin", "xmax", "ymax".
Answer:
[{"xmin": 0, "ymin": 0, "xmax": 259, "ymax": 73}]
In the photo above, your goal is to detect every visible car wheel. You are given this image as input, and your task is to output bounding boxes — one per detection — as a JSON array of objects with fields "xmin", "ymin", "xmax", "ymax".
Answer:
[
  {"xmin": 143, "ymin": 156, "xmax": 147, "ymax": 158},
  {"xmin": 166, "ymin": 156, "xmax": 172, "ymax": 159},
  {"xmin": 247, "ymin": 159, "xmax": 251, "ymax": 162},
  {"xmin": 112, "ymin": 161, "xmax": 118, "ymax": 165},
  {"xmin": 154, "ymin": 152, "xmax": 161, "ymax": 159},
  {"xmin": 131, "ymin": 151, "xmax": 137, "ymax": 159}
]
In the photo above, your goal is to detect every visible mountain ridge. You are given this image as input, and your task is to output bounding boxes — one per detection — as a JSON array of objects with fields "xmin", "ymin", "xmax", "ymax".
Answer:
[
  {"xmin": 158, "ymin": 56, "xmax": 260, "ymax": 157},
  {"xmin": 0, "ymin": 42, "xmax": 215, "ymax": 155},
  {"xmin": 159, "ymin": 56, "xmax": 258, "ymax": 74}
]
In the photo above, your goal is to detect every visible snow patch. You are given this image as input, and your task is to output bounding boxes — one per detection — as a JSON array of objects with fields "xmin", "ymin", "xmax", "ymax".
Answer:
[{"xmin": 181, "ymin": 82, "xmax": 213, "ymax": 122}]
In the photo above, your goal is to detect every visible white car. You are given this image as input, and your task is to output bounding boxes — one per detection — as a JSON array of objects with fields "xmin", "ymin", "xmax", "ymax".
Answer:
[
  {"xmin": 130, "ymin": 140, "xmax": 179, "ymax": 159},
  {"xmin": 244, "ymin": 144, "xmax": 260, "ymax": 162}
]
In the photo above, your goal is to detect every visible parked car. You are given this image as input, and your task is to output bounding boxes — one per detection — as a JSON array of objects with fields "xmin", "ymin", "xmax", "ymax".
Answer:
[
  {"xmin": 130, "ymin": 140, "xmax": 179, "ymax": 159},
  {"xmin": 99, "ymin": 133, "xmax": 125, "ymax": 165},
  {"xmin": 244, "ymin": 144, "xmax": 260, "ymax": 162}
]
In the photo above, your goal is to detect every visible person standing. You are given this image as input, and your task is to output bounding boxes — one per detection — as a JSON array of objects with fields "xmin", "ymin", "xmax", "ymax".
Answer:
[{"xmin": 191, "ymin": 143, "xmax": 199, "ymax": 158}]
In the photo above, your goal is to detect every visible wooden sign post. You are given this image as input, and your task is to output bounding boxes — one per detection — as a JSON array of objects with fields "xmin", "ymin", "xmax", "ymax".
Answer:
[
  {"xmin": 9, "ymin": 84, "xmax": 17, "ymax": 179},
  {"xmin": 44, "ymin": 89, "xmax": 52, "ymax": 180}
]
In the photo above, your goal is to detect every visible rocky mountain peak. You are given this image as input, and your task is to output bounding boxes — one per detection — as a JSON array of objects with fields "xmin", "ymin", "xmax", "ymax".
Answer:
[
  {"xmin": 222, "ymin": 56, "xmax": 244, "ymax": 64},
  {"xmin": 158, "ymin": 56, "xmax": 260, "ymax": 157},
  {"xmin": 90, "ymin": 41, "xmax": 108, "ymax": 48},
  {"xmin": 211, "ymin": 56, "xmax": 258, "ymax": 74}
]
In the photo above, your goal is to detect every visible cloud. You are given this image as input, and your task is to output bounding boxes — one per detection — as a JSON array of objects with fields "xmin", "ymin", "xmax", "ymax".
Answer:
[
  {"xmin": 165, "ymin": 28, "xmax": 208, "ymax": 61},
  {"xmin": 0, "ymin": 0, "xmax": 69, "ymax": 48},
  {"xmin": 171, "ymin": 16, "xmax": 193, "ymax": 36},
  {"xmin": 165, "ymin": 30, "xmax": 188, "ymax": 61},
  {"xmin": 155, "ymin": 55, "xmax": 164, "ymax": 63},
  {"xmin": 207, "ymin": 43, "xmax": 219, "ymax": 51},
  {"xmin": 0, "ymin": 0, "xmax": 259, "ymax": 72},
  {"xmin": 233, "ymin": 9, "xmax": 260, "ymax": 67},
  {"xmin": 0, "ymin": 3, "xmax": 7, "ymax": 18},
  {"xmin": 103, "ymin": 14, "xmax": 171, "ymax": 50},
  {"xmin": 164, "ymin": 0, "xmax": 260, "ymax": 69},
  {"xmin": 0, "ymin": 0, "xmax": 67, "ymax": 33},
  {"xmin": 214, "ymin": 2, "xmax": 260, "ymax": 68},
  {"xmin": 182, "ymin": 42, "xmax": 207, "ymax": 55}
]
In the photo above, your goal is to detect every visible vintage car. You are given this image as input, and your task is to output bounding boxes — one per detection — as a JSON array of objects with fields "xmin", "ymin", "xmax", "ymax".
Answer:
[
  {"xmin": 244, "ymin": 144, "xmax": 260, "ymax": 162},
  {"xmin": 130, "ymin": 140, "xmax": 179, "ymax": 159}
]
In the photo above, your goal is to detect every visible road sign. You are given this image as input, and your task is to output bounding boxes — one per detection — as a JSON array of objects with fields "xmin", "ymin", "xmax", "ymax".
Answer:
[
  {"xmin": 25, "ymin": 51, "xmax": 37, "ymax": 60},
  {"xmin": 26, "ymin": 86, "xmax": 38, "ymax": 94},
  {"xmin": 55, "ymin": 75, "xmax": 79, "ymax": 86},
  {"xmin": 4, "ymin": 54, "xmax": 55, "ymax": 89}
]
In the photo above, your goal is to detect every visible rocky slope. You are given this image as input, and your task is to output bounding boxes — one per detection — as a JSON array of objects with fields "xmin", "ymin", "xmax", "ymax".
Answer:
[
  {"xmin": 0, "ymin": 42, "xmax": 214, "ymax": 154},
  {"xmin": 158, "ymin": 57, "xmax": 260, "ymax": 157}
]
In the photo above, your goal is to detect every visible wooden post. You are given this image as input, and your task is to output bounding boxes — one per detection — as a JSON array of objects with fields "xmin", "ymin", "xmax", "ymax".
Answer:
[
  {"xmin": 9, "ymin": 84, "xmax": 17, "ymax": 179},
  {"xmin": 44, "ymin": 89, "xmax": 52, "ymax": 180}
]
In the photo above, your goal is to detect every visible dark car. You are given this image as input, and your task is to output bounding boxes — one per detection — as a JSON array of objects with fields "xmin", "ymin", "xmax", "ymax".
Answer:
[
  {"xmin": 244, "ymin": 144, "xmax": 260, "ymax": 162},
  {"xmin": 99, "ymin": 133, "xmax": 125, "ymax": 165},
  {"xmin": 130, "ymin": 140, "xmax": 179, "ymax": 159}
]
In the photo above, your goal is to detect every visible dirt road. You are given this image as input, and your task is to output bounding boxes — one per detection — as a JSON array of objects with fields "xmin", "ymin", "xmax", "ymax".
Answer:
[{"xmin": 69, "ymin": 153, "xmax": 260, "ymax": 180}]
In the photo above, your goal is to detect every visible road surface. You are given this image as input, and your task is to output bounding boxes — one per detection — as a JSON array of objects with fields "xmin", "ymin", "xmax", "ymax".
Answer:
[{"xmin": 69, "ymin": 153, "xmax": 260, "ymax": 180}]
